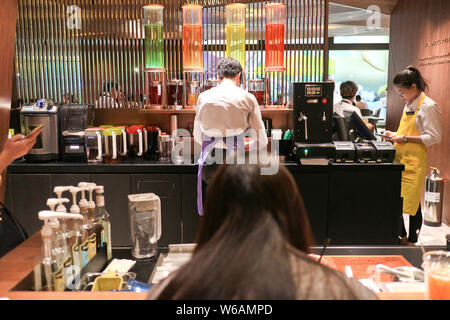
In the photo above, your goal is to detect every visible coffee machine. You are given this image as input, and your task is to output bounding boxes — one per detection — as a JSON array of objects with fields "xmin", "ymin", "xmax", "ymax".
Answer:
[
  {"xmin": 20, "ymin": 100, "xmax": 60, "ymax": 162},
  {"xmin": 59, "ymin": 104, "xmax": 94, "ymax": 162},
  {"xmin": 291, "ymin": 82, "xmax": 337, "ymax": 161}
]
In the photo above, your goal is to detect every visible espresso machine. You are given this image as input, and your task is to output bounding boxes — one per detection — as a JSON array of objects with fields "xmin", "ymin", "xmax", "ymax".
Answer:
[
  {"xmin": 59, "ymin": 104, "xmax": 94, "ymax": 162},
  {"xmin": 20, "ymin": 100, "xmax": 60, "ymax": 162},
  {"xmin": 291, "ymin": 82, "xmax": 336, "ymax": 161}
]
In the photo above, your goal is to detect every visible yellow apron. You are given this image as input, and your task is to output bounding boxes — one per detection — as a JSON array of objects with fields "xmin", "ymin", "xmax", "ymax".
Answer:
[{"xmin": 394, "ymin": 94, "xmax": 427, "ymax": 216}]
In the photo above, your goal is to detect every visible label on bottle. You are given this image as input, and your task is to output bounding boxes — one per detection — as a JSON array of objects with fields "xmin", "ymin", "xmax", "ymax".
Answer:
[
  {"xmin": 101, "ymin": 229, "xmax": 105, "ymax": 248},
  {"xmin": 102, "ymin": 221, "xmax": 112, "ymax": 261},
  {"xmin": 425, "ymin": 191, "xmax": 440, "ymax": 203},
  {"xmin": 88, "ymin": 233, "xmax": 97, "ymax": 259},
  {"xmin": 63, "ymin": 256, "xmax": 73, "ymax": 289},
  {"xmin": 53, "ymin": 268, "xmax": 65, "ymax": 292},
  {"xmin": 72, "ymin": 243, "xmax": 81, "ymax": 270},
  {"xmin": 96, "ymin": 195, "xmax": 105, "ymax": 207},
  {"xmin": 80, "ymin": 240, "xmax": 90, "ymax": 269}
]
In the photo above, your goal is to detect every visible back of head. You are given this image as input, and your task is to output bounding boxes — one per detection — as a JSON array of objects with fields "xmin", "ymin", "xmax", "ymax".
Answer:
[
  {"xmin": 340, "ymin": 81, "xmax": 358, "ymax": 99},
  {"xmin": 156, "ymin": 164, "xmax": 315, "ymax": 300},
  {"xmin": 216, "ymin": 57, "xmax": 243, "ymax": 81},
  {"xmin": 393, "ymin": 66, "xmax": 428, "ymax": 92}
]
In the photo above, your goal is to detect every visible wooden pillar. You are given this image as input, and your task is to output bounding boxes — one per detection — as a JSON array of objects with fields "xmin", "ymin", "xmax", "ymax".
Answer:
[{"xmin": 0, "ymin": 0, "xmax": 19, "ymax": 202}]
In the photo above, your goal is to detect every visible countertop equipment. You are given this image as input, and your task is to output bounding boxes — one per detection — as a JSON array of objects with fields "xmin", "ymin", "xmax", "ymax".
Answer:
[
  {"xmin": 291, "ymin": 82, "xmax": 334, "ymax": 143},
  {"xmin": 294, "ymin": 143, "xmax": 335, "ymax": 161},
  {"xmin": 369, "ymin": 140, "xmax": 396, "ymax": 163},
  {"xmin": 354, "ymin": 142, "xmax": 377, "ymax": 163},
  {"xmin": 20, "ymin": 100, "xmax": 60, "ymax": 162},
  {"xmin": 333, "ymin": 141, "xmax": 355, "ymax": 163},
  {"xmin": 59, "ymin": 104, "xmax": 94, "ymax": 162}
]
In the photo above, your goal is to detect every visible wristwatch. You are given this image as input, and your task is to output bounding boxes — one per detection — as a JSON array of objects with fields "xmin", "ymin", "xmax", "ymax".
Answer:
[{"xmin": 403, "ymin": 135, "xmax": 408, "ymax": 142}]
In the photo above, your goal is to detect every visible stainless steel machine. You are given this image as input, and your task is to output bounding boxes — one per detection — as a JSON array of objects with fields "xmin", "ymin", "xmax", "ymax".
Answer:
[{"xmin": 20, "ymin": 100, "xmax": 60, "ymax": 162}]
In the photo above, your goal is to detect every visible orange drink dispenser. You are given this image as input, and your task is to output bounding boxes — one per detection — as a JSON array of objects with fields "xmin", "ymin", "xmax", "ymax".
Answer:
[
  {"xmin": 265, "ymin": 3, "xmax": 285, "ymax": 71},
  {"xmin": 143, "ymin": 5, "xmax": 167, "ymax": 109},
  {"xmin": 182, "ymin": 4, "xmax": 204, "ymax": 109},
  {"xmin": 423, "ymin": 250, "xmax": 450, "ymax": 300},
  {"xmin": 226, "ymin": 3, "xmax": 246, "ymax": 69},
  {"xmin": 264, "ymin": 3, "xmax": 286, "ymax": 107}
]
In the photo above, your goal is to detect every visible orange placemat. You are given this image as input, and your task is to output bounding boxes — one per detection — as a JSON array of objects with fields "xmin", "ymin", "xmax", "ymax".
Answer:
[{"xmin": 320, "ymin": 255, "xmax": 413, "ymax": 282}]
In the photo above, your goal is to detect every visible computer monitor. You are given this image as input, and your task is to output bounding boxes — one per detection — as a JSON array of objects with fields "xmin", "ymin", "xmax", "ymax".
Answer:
[
  {"xmin": 332, "ymin": 113, "xmax": 349, "ymax": 141},
  {"xmin": 347, "ymin": 111, "xmax": 376, "ymax": 141}
]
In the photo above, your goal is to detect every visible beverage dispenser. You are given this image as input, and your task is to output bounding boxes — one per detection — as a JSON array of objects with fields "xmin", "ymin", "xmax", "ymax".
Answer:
[
  {"xmin": 143, "ymin": 4, "xmax": 167, "ymax": 109},
  {"xmin": 226, "ymin": 3, "xmax": 246, "ymax": 86},
  {"xmin": 85, "ymin": 127, "xmax": 103, "ymax": 164},
  {"xmin": 265, "ymin": 3, "xmax": 286, "ymax": 107},
  {"xmin": 182, "ymin": 4, "xmax": 204, "ymax": 109}
]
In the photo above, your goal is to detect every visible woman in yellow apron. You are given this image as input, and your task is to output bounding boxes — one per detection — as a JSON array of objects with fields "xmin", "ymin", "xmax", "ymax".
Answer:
[{"xmin": 385, "ymin": 66, "xmax": 442, "ymax": 245}]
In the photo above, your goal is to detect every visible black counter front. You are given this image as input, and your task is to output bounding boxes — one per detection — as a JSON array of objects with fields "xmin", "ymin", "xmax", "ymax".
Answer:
[{"xmin": 5, "ymin": 160, "xmax": 404, "ymax": 247}]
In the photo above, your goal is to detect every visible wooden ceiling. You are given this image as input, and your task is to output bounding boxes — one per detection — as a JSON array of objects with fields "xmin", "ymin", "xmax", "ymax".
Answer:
[{"xmin": 330, "ymin": 0, "xmax": 399, "ymax": 15}]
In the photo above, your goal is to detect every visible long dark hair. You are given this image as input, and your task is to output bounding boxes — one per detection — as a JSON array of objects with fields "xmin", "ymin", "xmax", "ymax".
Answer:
[
  {"xmin": 156, "ymin": 164, "xmax": 315, "ymax": 299},
  {"xmin": 393, "ymin": 66, "xmax": 428, "ymax": 92}
]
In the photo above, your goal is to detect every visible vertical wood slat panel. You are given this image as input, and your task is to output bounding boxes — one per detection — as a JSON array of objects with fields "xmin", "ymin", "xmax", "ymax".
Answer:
[{"xmin": 14, "ymin": 0, "xmax": 327, "ymax": 108}]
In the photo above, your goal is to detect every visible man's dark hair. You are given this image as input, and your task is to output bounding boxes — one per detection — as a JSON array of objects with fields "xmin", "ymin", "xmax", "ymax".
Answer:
[
  {"xmin": 216, "ymin": 57, "xmax": 243, "ymax": 80},
  {"xmin": 355, "ymin": 95, "xmax": 361, "ymax": 101},
  {"xmin": 340, "ymin": 81, "xmax": 358, "ymax": 99},
  {"xmin": 103, "ymin": 81, "xmax": 119, "ymax": 93}
]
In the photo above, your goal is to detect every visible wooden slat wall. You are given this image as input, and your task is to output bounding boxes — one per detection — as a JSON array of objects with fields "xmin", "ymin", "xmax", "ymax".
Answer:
[
  {"xmin": 14, "ymin": 0, "xmax": 327, "ymax": 108},
  {"xmin": 387, "ymin": 0, "xmax": 450, "ymax": 223}
]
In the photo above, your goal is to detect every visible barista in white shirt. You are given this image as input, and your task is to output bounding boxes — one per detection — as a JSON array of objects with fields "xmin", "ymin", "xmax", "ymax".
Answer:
[
  {"xmin": 333, "ymin": 81, "xmax": 373, "ymax": 130},
  {"xmin": 193, "ymin": 57, "xmax": 268, "ymax": 215}
]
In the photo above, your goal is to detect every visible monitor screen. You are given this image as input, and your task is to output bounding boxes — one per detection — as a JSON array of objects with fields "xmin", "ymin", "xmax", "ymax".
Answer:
[{"xmin": 348, "ymin": 111, "xmax": 376, "ymax": 141}]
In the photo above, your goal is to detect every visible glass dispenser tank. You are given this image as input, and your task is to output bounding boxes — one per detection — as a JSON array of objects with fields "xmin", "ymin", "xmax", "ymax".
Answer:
[
  {"xmin": 144, "ymin": 5, "xmax": 164, "ymax": 70},
  {"xmin": 182, "ymin": 4, "xmax": 203, "ymax": 71},
  {"xmin": 143, "ymin": 4, "xmax": 167, "ymax": 109},
  {"xmin": 182, "ymin": 4, "xmax": 204, "ymax": 109},
  {"xmin": 265, "ymin": 3, "xmax": 286, "ymax": 71},
  {"xmin": 265, "ymin": 3, "xmax": 286, "ymax": 107},
  {"xmin": 226, "ymin": 3, "xmax": 246, "ymax": 70}
]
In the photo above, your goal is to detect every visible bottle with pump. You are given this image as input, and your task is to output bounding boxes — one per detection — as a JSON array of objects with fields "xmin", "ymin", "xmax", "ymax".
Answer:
[
  {"xmin": 86, "ymin": 183, "xmax": 104, "ymax": 251},
  {"xmin": 47, "ymin": 198, "xmax": 73, "ymax": 289},
  {"xmin": 78, "ymin": 185, "xmax": 97, "ymax": 268},
  {"xmin": 54, "ymin": 186, "xmax": 73, "ymax": 212},
  {"xmin": 68, "ymin": 187, "xmax": 83, "ymax": 275},
  {"xmin": 95, "ymin": 185, "xmax": 112, "ymax": 261},
  {"xmin": 38, "ymin": 211, "xmax": 82, "ymax": 291}
]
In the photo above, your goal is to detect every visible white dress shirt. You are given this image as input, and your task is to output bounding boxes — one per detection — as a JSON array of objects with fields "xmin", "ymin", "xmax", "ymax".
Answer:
[
  {"xmin": 193, "ymin": 79, "xmax": 268, "ymax": 150},
  {"xmin": 333, "ymin": 99, "xmax": 363, "ymax": 119},
  {"xmin": 401, "ymin": 92, "xmax": 442, "ymax": 147}
]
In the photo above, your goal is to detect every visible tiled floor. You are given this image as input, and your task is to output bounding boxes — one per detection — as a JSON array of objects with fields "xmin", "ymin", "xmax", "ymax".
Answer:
[{"xmin": 403, "ymin": 214, "xmax": 450, "ymax": 246}]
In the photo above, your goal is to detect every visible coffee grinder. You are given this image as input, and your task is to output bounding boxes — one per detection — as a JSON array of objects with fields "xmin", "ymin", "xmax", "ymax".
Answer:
[{"xmin": 59, "ymin": 104, "xmax": 94, "ymax": 162}]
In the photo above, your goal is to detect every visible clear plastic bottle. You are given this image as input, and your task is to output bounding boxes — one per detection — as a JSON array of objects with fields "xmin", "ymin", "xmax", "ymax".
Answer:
[{"xmin": 95, "ymin": 185, "xmax": 112, "ymax": 261}]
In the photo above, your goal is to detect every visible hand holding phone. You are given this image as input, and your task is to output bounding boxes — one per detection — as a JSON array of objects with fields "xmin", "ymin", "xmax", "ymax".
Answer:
[
  {"xmin": 375, "ymin": 133, "xmax": 392, "ymax": 139},
  {"xmin": 25, "ymin": 124, "xmax": 44, "ymax": 139}
]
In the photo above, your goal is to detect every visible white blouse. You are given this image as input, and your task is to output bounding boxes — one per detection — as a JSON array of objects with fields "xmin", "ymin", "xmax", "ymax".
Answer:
[{"xmin": 401, "ymin": 92, "xmax": 442, "ymax": 147}]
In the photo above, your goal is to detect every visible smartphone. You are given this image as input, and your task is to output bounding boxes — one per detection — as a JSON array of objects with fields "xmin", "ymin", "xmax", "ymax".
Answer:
[
  {"xmin": 25, "ymin": 124, "xmax": 44, "ymax": 139},
  {"xmin": 375, "ymin": 133, "xmax": 392, "ymax": 139}
]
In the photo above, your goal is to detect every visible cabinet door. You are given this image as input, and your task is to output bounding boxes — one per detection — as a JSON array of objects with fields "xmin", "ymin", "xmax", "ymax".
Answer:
[
  {"xmin": 6, "ymin": 174, "xmax": 53, "ymax": 236},
  {"xmin": 131, "ymin": 174, "xmax": 181, "ymax": 247},
  {"xmin": 181, "ymin": 174, "xmax": 201, "ymax": 243},
  {"xmin": 90, "ymin": 174, "xmax": 131, "ymax": 247},
  {"xmin": 328, "ymin": 169, "xmax": 402, "ymax": 245},
  {"xmin": 293, "ymin": 173, "xmax": 328, "ymax": 244}
]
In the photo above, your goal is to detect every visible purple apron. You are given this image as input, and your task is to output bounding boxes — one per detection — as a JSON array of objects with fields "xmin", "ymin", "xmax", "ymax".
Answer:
[{"xmin": 197, "ymin": 133, "xmax": 246, "ymax": 215}]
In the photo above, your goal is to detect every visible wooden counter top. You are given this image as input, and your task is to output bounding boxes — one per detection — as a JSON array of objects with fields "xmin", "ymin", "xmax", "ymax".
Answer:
[{"xmin": 0, "ymin": 232, "xmax": 425, "ymax": 300}]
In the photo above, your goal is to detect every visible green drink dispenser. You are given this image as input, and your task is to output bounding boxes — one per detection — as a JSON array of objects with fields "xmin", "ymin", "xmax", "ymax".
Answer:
[{"xmin": 143, "ymin": 4, "xmax": 167, "ymax": 109}]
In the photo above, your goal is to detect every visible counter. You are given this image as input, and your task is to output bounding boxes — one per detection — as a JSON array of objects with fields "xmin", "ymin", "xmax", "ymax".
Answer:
[
  {"xmin": 5, "ymin": 160, "xmax": 404, "ymax": 247},
  {"xmin": 1, "ymin": 231, "xmax": 443, "ymax": 300}
]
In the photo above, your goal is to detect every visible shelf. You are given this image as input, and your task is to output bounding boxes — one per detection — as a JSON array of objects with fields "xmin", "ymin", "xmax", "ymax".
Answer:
[{"xmin": 137, "ymin": 107, "xmax": 293, "ymax": 115}]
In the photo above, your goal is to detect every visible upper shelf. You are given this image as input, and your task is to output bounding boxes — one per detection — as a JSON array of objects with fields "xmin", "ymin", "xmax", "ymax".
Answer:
[{"xmin": 137, "ymin": 107, "xmax": 293, "ymax": 115}]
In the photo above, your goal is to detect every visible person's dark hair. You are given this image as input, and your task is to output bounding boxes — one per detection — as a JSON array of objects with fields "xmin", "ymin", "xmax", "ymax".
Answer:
[
  {"xmin": 216, "ymin": 57, "xmax": 243, "ymax": 80},
  {"xmin": 156, "ymin": 164, "xmax": 315, "ymax": 299},
  {"xmin": 340, "ymin": 81, "xmax": 358, "ymax": 99},
  {"xmin": 102, "ymin": 81, "xmax": 119, "ymax": 93},
  {"xmin": 393, "ymin": 66, "xmax": 428, "ymax": 92},
  {"xmin": 355, "ymin": 95, "xmax": 361, "ymax": 101}
]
